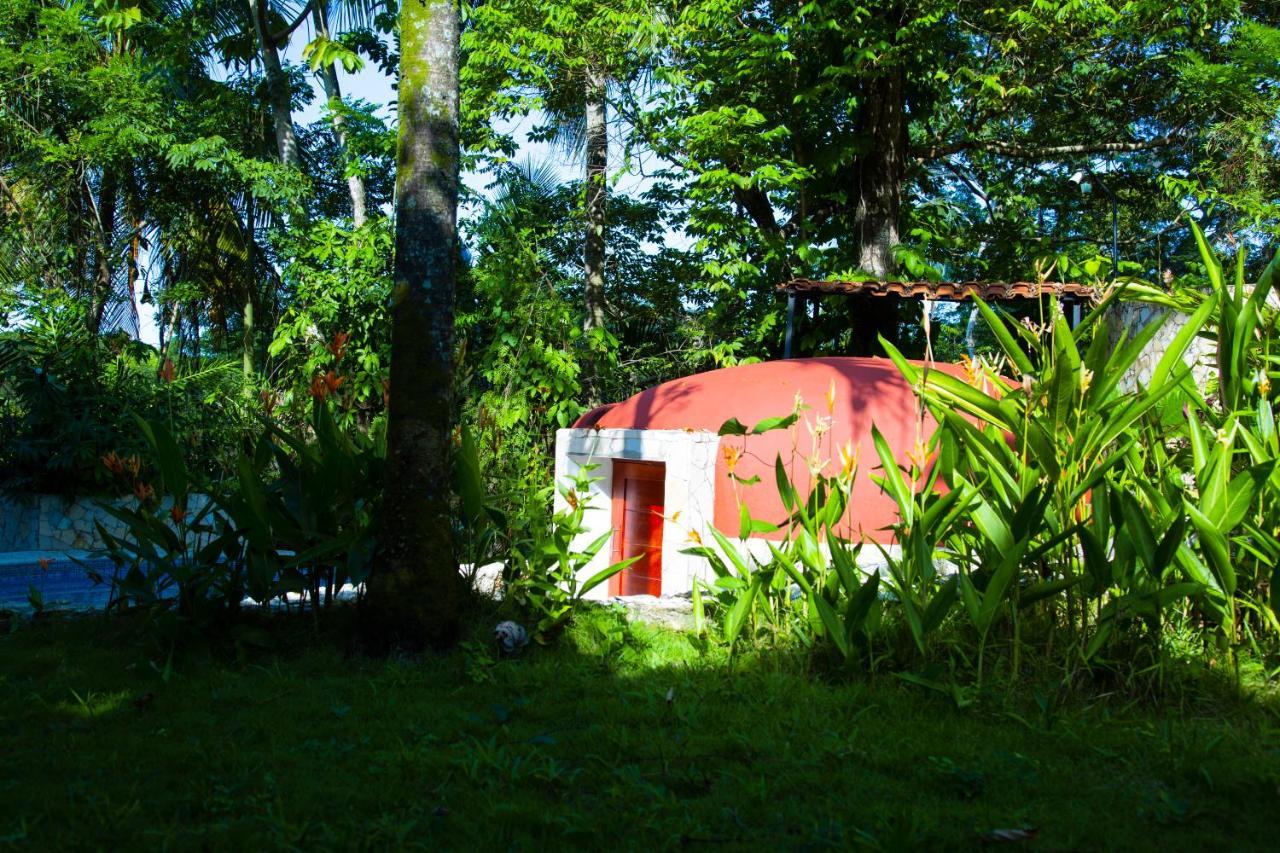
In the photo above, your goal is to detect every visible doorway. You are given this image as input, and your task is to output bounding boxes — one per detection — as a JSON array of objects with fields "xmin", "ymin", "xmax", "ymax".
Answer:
[{"xmin": 609, "ymin": 460, "xmax": 665, "ymax": 596}]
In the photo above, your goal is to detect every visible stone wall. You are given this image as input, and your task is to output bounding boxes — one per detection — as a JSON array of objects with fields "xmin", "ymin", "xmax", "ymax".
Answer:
[
  {"xmin": 1105, "ymin": 300, "xmax": 1215, "ymax": 393},
  {"xmin": 0, "ymin": 494, "xmax": 210, "ymax": 552}
]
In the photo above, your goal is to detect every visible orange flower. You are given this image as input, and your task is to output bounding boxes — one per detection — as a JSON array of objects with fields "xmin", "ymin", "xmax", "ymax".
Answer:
[
  {"xmin": 101, "ymin": 451, "xmax": 124, "ymax": 477},
  {"xmin": 308, "ymin": 374, "xmax": 329, "ymax": 401},
  {"xmin": 125, "ymin": 455, "xmax": 140, "ymax": 478},
  {"xmin": 723, "ymin": 444, "xmax": 742, "ymax": 476},
  {"xmin": 839, "ymin": 440, "xmax": 859, "ymax": 480},
  {"xmin": 37, "ymin": 557, "xmax": 51, "ymax": 572},
  {"xmin": 158, "ymin": 358, "xmax": 175, "ymax": 383},
  {"xmin": 826, "ymin": 378, "xmax": 836, "ymax": 415},
  {"xmin": 907, "ymin": 439, "xmax": 928, "ymax": 473},
  {"xmin": 324, "ymin": 370, "xmax": 345, "ymax": 395},
  {"xmin": 381, "ymin": 377, "xmax": 391, "ymax": 406},
  {"xmin": 170, "ymin": 503, "xmax": 187, "ymax": 524},
  {"xmin": 326, "ymin": 331, "xmax": 350, "ymax": 359},
  {"xmin": 133, "ymin": 481, "xmax": 155, "ymax": 502}
]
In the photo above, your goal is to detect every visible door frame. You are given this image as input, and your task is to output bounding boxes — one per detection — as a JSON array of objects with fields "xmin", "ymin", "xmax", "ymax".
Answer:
[{"xmin": 609, "ymin": 459, "xmax": 666, "ymax": 596}]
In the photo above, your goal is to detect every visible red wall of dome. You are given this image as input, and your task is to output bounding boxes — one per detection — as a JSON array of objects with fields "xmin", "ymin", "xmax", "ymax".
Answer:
[{"xmin": 574, "ymin": 357, "xmax": 968, "ymax": 543}]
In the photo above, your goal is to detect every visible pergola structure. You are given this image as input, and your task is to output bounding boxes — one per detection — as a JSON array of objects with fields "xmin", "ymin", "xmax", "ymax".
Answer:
[{"xmin": 775, "ymin": 278, "xmax": 1099, "ymax": 358}]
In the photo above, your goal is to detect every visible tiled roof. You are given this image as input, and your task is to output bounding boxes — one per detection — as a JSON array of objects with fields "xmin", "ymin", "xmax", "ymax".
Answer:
[{"xmin": 777, "ymin": 279, "xmax": 1097, "ymax": 300}]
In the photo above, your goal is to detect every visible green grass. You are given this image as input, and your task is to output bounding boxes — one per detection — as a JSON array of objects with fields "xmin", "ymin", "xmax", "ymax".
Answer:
[{"xmin": 1, "ymin": 607, "xmax": 1278, "ymax": 850}]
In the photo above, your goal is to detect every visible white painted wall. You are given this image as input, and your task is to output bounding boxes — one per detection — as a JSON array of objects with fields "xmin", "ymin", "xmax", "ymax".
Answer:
[{"xmin": 554, "ymin": 428, "xmax": 720, "ymax": 598}]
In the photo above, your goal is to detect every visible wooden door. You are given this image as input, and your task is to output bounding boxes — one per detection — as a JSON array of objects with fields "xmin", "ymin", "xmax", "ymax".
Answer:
[{"xmin": 609, "ymin": 460, "xmax": 665, "ymax": 596}]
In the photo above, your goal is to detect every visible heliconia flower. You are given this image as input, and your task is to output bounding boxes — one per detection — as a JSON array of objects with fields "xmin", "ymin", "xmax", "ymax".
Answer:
[
  {"xmin": 839, "ymin": 440, "xmax": 859, "ymax": 480},
  {"xmin": 158, "ymin": 358, "xmax": 175, "ymax": 383},
  {"xmin": 125, "ymin": 455, "xmax": 140, "ymax": 477},
  {"xmin": 101, "ymin": 451, "xmax": 124, "ymax": 476},
  {"xmin": 907, "ymin": 439, "xmax": 928, "ymax": 473},
  {"xmin": 324, "ymin": 370, "xmax": 345, "ymax": 394},
  {"xmin": 1257, "ymin": 369, "xmax": 1271, "ymax": 398},
  {"xmin": 826, "ymin": 378, "xmax": 836, "ymax": 414},
  {"xmin": 170, "ymin": 503, "xmax": 187, "ymax": 524},
  {"xmin": 685, "ymin": 528, "xmax": 703, "ymax": 545},
  {"xmin": 1079, "ymin": 367, "xmax": 1094, "ymax": 395},
  {"xmin": 309, "ymin": 374, "xmax": 329, "ymax": 401},
  {"xmin": 806, "ymin": 453, "xmax": 827, "ymax": 477},
  {"xmin": 808, "ymin": 415, "xmax": 832, "ymax": 439},
  {"xmin": 326, "ymin": 330, "xmax": 350, "ymax": 359},
  {"xmin": 723, "ymin": 443, "xmax": 742, "ymax": 476},
  {"xmin": 37, "ymin": 557, "xmax": 51, "ymax": 572},
  {"xmin": 960, "ymin": 354, "xmax": 979, "ymax": 388},
  {"xmin": 133, "ymin": 481, "xmax": 154, "ymax": 502}
]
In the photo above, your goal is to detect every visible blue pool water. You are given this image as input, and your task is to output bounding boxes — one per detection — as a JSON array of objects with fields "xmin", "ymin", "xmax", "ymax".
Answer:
[{"xmin": 0, "ymin": 554, "xmax": 120, "ymax": 612}]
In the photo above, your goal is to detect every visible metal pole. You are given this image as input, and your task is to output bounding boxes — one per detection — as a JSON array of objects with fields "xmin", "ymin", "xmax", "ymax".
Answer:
[{"xmin": 784, "ymin": 291, "xmax": 796, "ymax": 359}]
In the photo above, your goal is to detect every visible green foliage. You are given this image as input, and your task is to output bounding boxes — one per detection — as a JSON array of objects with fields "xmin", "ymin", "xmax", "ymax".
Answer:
[
  {"xmin": 500, "ymin": 465, "xmax": 636, "ymax": 638},
  {"xmin": 93, "ymin": 403, "xmax": 384, "ymax": 635},
  {"xmin": 269, "ymin": 219, "xmax": 393, "ymax": 424},
  {"xmin": 0, "ymin": 299, "xmax": 249, "ymax": 495},
  {"xmin": 682, "ymin": 227, "xmax": 1280, "ymax": 690}
]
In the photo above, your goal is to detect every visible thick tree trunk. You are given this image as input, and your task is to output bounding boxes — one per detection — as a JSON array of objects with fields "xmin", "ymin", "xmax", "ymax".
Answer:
[
  {"xmin": 312, "ymin": 3, "xmax": 368, "ymax": 226},
  {"xmin": 582, "ymin": 67, "xmax": 608, "ymax": 400},
  {"xmin": 362, "ymin": 0, "xmax": 463, "ymax": 652},
  {"xmin": 847, "ymin": 64, "xmax": 907, "ymax": 356},
  {"xmin": 248, "ymin": 0, "xmax": 302, "ymax": 169}
]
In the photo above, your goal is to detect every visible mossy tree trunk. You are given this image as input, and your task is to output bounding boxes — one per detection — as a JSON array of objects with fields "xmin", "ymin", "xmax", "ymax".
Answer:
[
  {"xmin": 361, "ymin": 0, "xmax": 464, "ymax": 652},
  {"xmin": 582, "ymin": 66, "xmax": 608, "ymax": 402}
]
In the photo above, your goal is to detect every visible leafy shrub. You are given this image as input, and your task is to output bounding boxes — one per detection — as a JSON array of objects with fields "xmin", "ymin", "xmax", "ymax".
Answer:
[
  {"xmin": 686, "ymin": 227, "xmax": 1280, "ymax": 690},
  {"xmin": 0, "ymin": 301, "xmax": 250, "ymax": 496},
  {"xmin": 94, "ymin": 404, "xmax": 383, "ymax": 632}
]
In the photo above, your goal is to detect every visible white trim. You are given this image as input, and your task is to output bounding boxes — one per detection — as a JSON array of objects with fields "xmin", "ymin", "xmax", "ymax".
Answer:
[{"xmin": 554, "ymin": 428, "xmax": 721, "ymax": 598}]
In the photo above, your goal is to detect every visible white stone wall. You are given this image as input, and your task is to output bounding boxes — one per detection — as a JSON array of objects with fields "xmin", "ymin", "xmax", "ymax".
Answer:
[
  {"xmin": 0, "ymin": 494, "xmax": 211, "ymax": 552},
  {"xmin": 1105, "ymin": 301, "xmax": 1215, "ymax": 393},
  {"xmin": 554, "ymin": 428, "xmax": 721, "ymax": 598}
]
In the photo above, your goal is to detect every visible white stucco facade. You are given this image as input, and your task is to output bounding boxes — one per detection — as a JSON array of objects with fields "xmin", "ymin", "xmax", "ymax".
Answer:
[{"xmin": 554, "ymin": 427, "xmax": 721, "ymax": 599}]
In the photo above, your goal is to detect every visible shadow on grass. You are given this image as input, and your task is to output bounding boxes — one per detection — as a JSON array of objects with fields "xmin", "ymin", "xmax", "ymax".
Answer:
[{"xmin": 1, "ymin": 605, "xmax": 1277, "ymax": 850}]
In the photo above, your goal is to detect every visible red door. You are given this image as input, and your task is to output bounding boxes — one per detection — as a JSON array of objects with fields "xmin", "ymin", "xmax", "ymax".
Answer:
[{"xmin": 609, "ymin": 461, "xmax": 665, "ymax": 596}]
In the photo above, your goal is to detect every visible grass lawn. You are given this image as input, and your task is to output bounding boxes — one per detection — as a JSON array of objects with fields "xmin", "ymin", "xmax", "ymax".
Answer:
[{"xmin": 1, "ymin": 607, "xmax": 1278, "ymax": 850}]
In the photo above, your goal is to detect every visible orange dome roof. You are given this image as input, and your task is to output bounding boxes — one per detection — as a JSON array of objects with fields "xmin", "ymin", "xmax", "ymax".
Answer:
[{"xmin": 574, "ymin": 357, "xmax": 967, "ymax": 543}]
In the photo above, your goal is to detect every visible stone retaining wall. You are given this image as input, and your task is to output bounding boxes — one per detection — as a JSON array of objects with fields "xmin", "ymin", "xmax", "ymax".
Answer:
[
  {"xmin": 0, "ymin": 494, "xmax": 210, "ymax": 552},
  {"xmin": 1105, "ymin": 300, "xmax": 1215, "ymax": 394}
]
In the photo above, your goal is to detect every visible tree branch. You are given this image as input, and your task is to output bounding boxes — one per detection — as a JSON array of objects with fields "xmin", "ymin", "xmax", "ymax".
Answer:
[
  {"xmin": 269, "ymin": 0, "xmax": 314, "ymax": 47},
  {"xmin": 912, "ymin": 134, "xmax": 1185, "ymax": 162}
]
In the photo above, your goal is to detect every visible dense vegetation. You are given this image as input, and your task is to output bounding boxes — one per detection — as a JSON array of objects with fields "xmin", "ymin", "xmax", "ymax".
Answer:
[{"xmin": 3, "ymin": 1, "xmax": 1280, "ymax": 843}]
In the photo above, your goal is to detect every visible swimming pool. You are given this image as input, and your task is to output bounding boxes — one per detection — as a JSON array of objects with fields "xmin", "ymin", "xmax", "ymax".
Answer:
[{"xmin": 0, "ymin": 553, "xmax": 120, "ymax": 612}]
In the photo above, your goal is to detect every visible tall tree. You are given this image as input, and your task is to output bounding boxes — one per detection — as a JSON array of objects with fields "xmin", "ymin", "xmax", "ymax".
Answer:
[
  {"xmin": 362, "ymin": 0, "xmax": 464, "ymax": 650},
  {"xmin": 645, "ymin": 0, "xmax": 1280, "ymax": 357},
  {"xmin": 309, "ymin": 0, "xmax": 369, "ymax": 225}
]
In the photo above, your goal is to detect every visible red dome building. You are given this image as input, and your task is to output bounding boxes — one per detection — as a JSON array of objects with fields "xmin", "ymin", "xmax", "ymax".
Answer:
[{"xmin": 554, "ymin": 356, "xmax": 966, "ymax": 598}]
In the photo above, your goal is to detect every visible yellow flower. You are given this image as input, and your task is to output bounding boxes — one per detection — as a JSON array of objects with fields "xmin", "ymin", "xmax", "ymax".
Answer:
[
  {"xmin": 723, "ymin": 444, "xmax": 742, "ymax": 476},
  {"xmin": 1079, "ymin": 367, "xmax": 1093, "ymax": 395},
  {"xmin": 907, "ymin": 439, "xmax": 928, "ymax": 473},
  {"xmin": 839, "ymin": 440, "xmax": 859, "ymax": 480},
  {"xmin": 826, "ymin": 378, "xmax": 836, "ymax": 414},
  {"xmin": 685, "ymin": 529, "xmax": 703, "ymax": 545}
]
